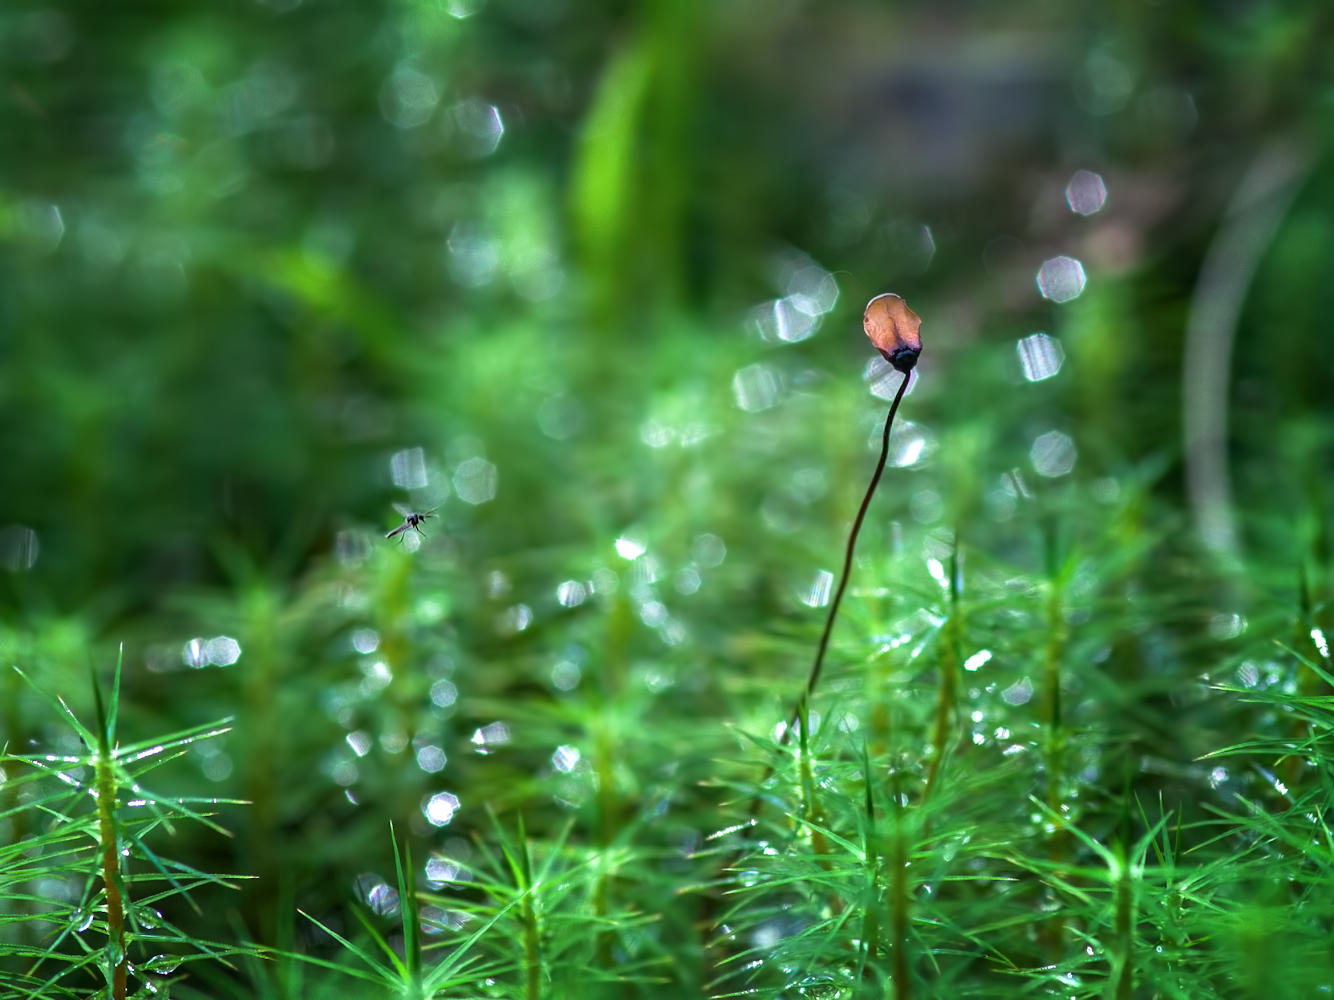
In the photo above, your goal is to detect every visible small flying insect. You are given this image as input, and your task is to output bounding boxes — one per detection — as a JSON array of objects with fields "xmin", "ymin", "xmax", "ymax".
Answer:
[{"xmin": 386, "ymin": 503, "xmax": 439, "ymax": 544}]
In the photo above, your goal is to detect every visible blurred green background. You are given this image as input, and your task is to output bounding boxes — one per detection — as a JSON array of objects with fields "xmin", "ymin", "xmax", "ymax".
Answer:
[{"xmin": 5, "ymin": 0, "xmax": 1334, "ymax": 994}]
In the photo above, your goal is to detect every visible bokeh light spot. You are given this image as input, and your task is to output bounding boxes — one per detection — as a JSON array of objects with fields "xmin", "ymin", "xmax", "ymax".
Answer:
[
  {"xmin": 864, "ymin": 356, "xmax": 917, "ymax": 402},
  {"xmin": 733, "ymin": 363, "xmax": 782, "ymax": 412},
  {"xmin": 674, "ymin": 567, "xmax": 701, "ymax": 594},
  {"xmin": 381, "ymin": 65, "xmax": 438, "ymax": 129},
  {"xmin": 615, "ymin": 534, "xmax": 647, "ymax": 560},
  {"xmin": 424, "ymin": 791, "xmax": 460, "ymax": 827},
  {"xmin": 18, "ymin": 201, "xmax": 64, "ymax": 253},
  {"xmin": 639, "ymin": 600, "xmax": 668, "ymax": 627},
  {"xmin": 551, "ymin": 660, "xmax": 581, "ymax": 691},
  {"xmin": 1030, "ymin": 431, "xmax": 1077, "ymax": 477},
  {"xmin": 1017, "ymin": 333, "xmax": 1065, "ymax": 381},
  {"xmin": 557, "ymin": 580, "xmax": 587, "ymax": 607},
  {"xmin": 355, "ymin": 874, "xmax": 400, "ymax": 915},
  {"xmin": 0, "ymin": 526, "xmax": 39, "ymax": 571},
  {"xmin": 454, "ymin": 457, "xmax": 498, "ymax": 504},
  {"xmin": 391, "ymin": 447, "xmax": 428, "ymax": 489},
  {"xmin": 552, "ymin": 745, "xmax": 581, "ymax": 773},
  {"xmin": 1002, "ymin": 678, "xmax": 1033, "ymax": 705},
  {"xmin": 886, "ymin": 220, "xmax": 936, "ymax": 272},
  {"xmin": 471, "ymin": 722, "xmax": 510, "ymax": 749},
  {"xmin": 416, "ymin": 745, "xmax": 447, "ymax": 772},
  {"xmin": 1065, "ymin": 170, "xmax": 1108, "ymax": 215},
  {"xmin": 451, "ymin": 98, "xmax": 504, "ymax": 157},
  {"xmin": 888, "ymin": 421, "xmax": 934, "ymax": 469},
  {"xmin": 1036, "ymin": 256, "xmax": 1086, "ymax": 303},
  {"xmin": 346, "ymin": 731, "xmax": 372, "ymax": 757},
  {"xmin": 204, "ymin": 636, "xmax": 242, "ymax": 666},
  {"xmin": 182, "ymin": 639, "xmax": 207, "ymax": 669},
  {"xmin": 911, "ymin": 491, "xmax": 944, "ymax": 523},
  {"xmin": 430, "ymin": 680, "xmax": 458, "ymax": 708},
  {"xmin": 691, "ymin": 534, "xmax": 727, "ymax": 567},
  {"xmin": 447, "ymin": 224, "xmax": 500, "ymax": 287},
  {"xmin": 801, "ymin": 570, "xmax": 833, "ymax": 608}
]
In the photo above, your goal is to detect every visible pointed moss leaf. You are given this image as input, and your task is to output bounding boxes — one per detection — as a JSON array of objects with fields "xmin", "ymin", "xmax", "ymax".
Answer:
[{"xmin": 13, "ymin": 667, "xmax": 98, "ymax": 748}]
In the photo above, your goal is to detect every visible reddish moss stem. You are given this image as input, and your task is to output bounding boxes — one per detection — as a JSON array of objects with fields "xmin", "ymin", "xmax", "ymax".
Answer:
[{"xmin": 789, "ymin": 370, "xmax": 912, "ymax": 738}]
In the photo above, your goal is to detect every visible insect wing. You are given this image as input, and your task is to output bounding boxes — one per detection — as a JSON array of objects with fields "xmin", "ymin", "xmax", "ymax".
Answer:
[{"xmin": 393, "ymin": 502, "xmax": 414, "ymax": 517}]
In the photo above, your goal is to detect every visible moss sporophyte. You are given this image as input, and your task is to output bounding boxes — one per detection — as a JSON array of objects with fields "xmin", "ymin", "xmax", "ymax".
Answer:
[
  {"xmin": 787, "ymin": 293, "xmax": 922, "ymax": 741},
  {"xmin": 707, "ymin": 293, "xmax": 922, "ymax": 990}
]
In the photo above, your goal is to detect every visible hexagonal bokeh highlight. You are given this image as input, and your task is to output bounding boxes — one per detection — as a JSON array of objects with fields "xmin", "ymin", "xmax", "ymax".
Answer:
[
  {"xmin": 1030, "ymin": 431, "xmax": 1078, "ymax": 477},
  {"xmin": 1036, "ymin": 256, "xmax": 1087, "ymax": 303},
  {"xmin": 1065, "ymin": 170, "xmax": 1108, "ymax": 215},
  {"xmin": 1017, "ymin": 333, "xmax": 1065, "ymax": 381}
]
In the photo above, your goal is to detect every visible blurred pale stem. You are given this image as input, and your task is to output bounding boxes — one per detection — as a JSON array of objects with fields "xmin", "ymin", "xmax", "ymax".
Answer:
[
  {"xmin": 241, "ymin": 589, "xmax": 280, "ymax": 943},
  {"xmin": 382, "ymin": 554, "xmax": 419, "ymax": 777},
  {"xmin": 1043, "ymin": 554, "xmax": 1070, "ymax": 960},
  {"xmin": 1, "ymin": 669, "xmax": 34, "ymax": 944},
  {"xmin": 795, "ymin": 704, "xmax": 840, "ymax": 914},
  {"xmin": 1113, "ymin": 852, "xmax": 1135, "ymax": 1000},
  {"xmin": 924, "ymin": 543, "xmax": 962, "ymax": 796},
  {"xmin": 517, "ymin": 828, "xmax": 542, "ymax": 1000},
  {"xmin": 890, "ymin": 771, "xmax": 912, "ymax": 1000},
  {"xmin": 594, "ymin": 595, "xmax": 634, "ymax": 969},
  {"xmin": 858, "ymin": 747, "xmax": 880, "ymax": 980},
  {"xmin": 1182, "ymin": 139, "xmax": 1309, "ymax": 560}
]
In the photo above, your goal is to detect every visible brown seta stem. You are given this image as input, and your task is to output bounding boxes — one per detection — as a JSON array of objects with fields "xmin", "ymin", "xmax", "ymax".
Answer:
[
  {"xmin": 786, "ymin": 368, "xmax": 912, "ymax": 741},
  {"xmin": 701, "ymin": 367, "xmax": 913, "ymax": 986}
]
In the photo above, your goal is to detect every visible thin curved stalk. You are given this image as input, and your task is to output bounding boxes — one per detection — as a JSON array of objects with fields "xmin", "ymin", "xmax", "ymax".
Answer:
[
  {"xmin": 705, "ymin": 369, "xmax": 912, "ymax": 984},
  {"xmin": 787, "ymin": 369, "xmax": 912, "ymax": 738},
  {"xmin": 1183, "ymin": 138, "xmax": 1308, "ymax": 559}
]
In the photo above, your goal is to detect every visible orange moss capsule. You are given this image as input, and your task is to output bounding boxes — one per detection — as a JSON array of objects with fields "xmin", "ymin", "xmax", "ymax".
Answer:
[{"xmin": 863, "ymin": 293, "xmax": 922, "ymax": 373}]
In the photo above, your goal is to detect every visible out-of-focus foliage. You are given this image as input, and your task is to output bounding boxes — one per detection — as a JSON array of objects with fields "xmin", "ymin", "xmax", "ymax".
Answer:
[{"xmin": 4, "ymin": 0, "xmax": 1334, "ymax": 996}]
